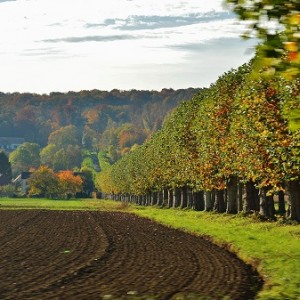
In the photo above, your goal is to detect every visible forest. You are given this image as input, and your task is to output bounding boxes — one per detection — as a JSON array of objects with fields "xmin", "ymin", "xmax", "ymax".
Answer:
[{"xmin": 0, "ymin": 88, "xmax": 200, "ymax": 176}]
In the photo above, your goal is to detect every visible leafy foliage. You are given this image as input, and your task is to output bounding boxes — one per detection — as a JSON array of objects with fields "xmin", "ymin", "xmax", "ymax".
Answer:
[
  {"xmin": 99, "ymin": 62, "xmax": 300, "ymax": 220},
  {"xmin": 57, "ymin": 171, "xmax": 83, "ymax": 199},
  {"xmin": 9, "ymin": 143, "xmax": 40, "ymax": 176},
  {"xmin": 28, "ymin": 166, "xmax": 84, "ymax": 199},
  {"xmin": 28, "ymin": 166, "xmax": 60, "ymax": 198},
  {"xmin": 226, "ymin": 0, "xmax": 300, "ymax": 130},
  {"xmin": 0, "ymin": 184, "xmax": 15, "ymax": 197},
  {"xmin": 1, "ymin": 89, "xmax": 200, "ymax": 174},
  {"xmin": 0, "ymin": 88, "xmax": 200, "ymax": 152},
  {"xmin": 226, "ymin": 0, "xmax": 300, "ymax": 79}
]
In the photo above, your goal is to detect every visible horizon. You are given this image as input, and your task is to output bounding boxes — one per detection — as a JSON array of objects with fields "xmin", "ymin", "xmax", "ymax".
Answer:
[{"xmin": 0, "ymin": 86, "xmax": 201, "ymax": 96}]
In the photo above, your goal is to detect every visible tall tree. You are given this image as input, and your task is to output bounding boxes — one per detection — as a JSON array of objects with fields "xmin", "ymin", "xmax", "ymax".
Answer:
[
  {"xmin": 28, "ymin": 166, "xmax": 59, "ymax": 198},
  {"xmin": 9, "ymin": 143, "xmax": 40, "ymax": 176},
  {"xmin": 57, "ymin": 171, "xmax": 83, "ymax": 199},
  {"xmin": 40, "ymin": 144, "xmax": 82, "ymax": 171},
  {"xmin": 48, "ymin": 125, "xmax": 80, "ymax": 148},
  {"xmin": 0, "ymin": 151, "xmax": 12, "ymax": 184}
]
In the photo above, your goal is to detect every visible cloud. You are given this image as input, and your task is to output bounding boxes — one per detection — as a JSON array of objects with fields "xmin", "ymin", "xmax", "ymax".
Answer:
[
  {"xmin": 85, "ymin": 12, "xmax": 233, "ymax": 31},
  {"xmin": 21, "ymin": 47, "xmax": 64, "ymax": 57},
  {"xmin": 169, "ymin": 37, "xmax": 256, "ymax": 55},
  {"xmin": 41, "ymin": 35, "xmax": 138, "ymax": 43},
  {"xmin": 122, "ymin": 12, "xmax": 233, "ymax": 30},
  {"xmin": 85, "ymin": 19, "xmax": 116, "ymax": 28},
  {"xmin": 46, "ymin": 22, "xmax": 64, "ymax": 27},
  {"xmin": 0, "ymin": 0, "xmax": 256, "ymax": 94}
]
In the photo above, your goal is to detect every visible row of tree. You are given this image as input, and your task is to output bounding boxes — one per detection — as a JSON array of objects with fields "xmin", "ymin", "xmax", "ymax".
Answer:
[{"xmin": 96, "ymin": 62, "xmax": 300, "ymax": 221}]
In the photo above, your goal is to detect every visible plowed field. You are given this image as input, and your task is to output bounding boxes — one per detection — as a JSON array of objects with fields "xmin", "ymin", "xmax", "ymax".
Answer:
[{"xmin": 0, "ymin": 210, "xmax": 262, "ymax": 299}]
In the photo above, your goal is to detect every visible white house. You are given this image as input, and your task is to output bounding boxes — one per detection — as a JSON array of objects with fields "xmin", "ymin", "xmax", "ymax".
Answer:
[{"xmin": 13, "ymin": 172, "xmax": 32, "ymax": 193}]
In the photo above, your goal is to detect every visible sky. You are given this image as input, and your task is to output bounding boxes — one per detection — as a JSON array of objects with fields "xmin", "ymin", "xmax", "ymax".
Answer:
[{"xmin": 0, "ymin": 0, "xmax": 257, "ymax": 94}]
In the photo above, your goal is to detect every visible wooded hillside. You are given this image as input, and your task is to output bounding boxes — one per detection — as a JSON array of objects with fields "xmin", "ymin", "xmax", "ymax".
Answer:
[{"xmin": 0, "ymin": 88, "xmax": 201, "ymax": 157}]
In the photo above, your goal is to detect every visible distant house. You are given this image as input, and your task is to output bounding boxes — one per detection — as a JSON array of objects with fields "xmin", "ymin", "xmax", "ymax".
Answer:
[
  {"xmin": 13, "ymin": 171, "xmax": 32, "ymax": 193},
  {"xmin": 0, "ymin": 137, "xmax": 25, "ymax": 153}
]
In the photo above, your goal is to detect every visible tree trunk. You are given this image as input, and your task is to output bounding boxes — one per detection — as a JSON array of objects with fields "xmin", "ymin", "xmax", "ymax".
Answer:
[
  {"xmin": 164, "ymin": 189, "xmax": 169, "ymax": 206},
  {"xmin": 237, "ymin": 183, "xmax": 243, "ymax": 212},
  {"xmin": 243, "ymin": 181, "xmax": 259, "ymax": 213},
  {"xmin": 150, "ymin": 191, "xmax": 158, "ymax": 206},
  {"xmin": 187, "ymin": 188, "xmax": 193, "ymax": 209},
  {"xmin": 167, "ymin": 189, "xmax": 173, "ymax": 208},
  {"xmin": 157, "ymin": 191, "xmax": 164, "ymax": 207},
  {"xmin": 143, "ymin": 194, "xmax": 147, "ymax": 206},
  {"xmin": 180, "ymin": 186, "xmax": 188, "ymax": 209},
  {"xmin": 193, "ymin": 191, "xmax": 204, "ymax": 211},
  {"xmin": 137, "ymin": 195, "xmax": 142, "ymax": 205},
  {"xmin": 259, "ymin": 187, "xmax": 275, "ymax": 219},
  {"xmin": 226, "ymin": 176, "xmax": 238, "ymax": 214},
  {"xmin": 204, "ymin": 191, "xmax": 214, "ymax": 211},
  {"xmin": 146, "ymin": 193, "xmax": 151, "ymax": 206},
  {"xmin": 173, "ymin": 188, "xmax": 180, "ymax": 208},
  {"xmin": 285, "ymin": 180, "xmax": 300, "ymax": 222},
  {"xmin": 214, "ymin": 190, "xmax": 226, "ymax": 213},
  {"xmin": 129, "ymin": 195, "xmax": 134, "ymax": 203},
  {"xmin": 277, "ymin": 191, "xmax": 286, "ymax": 215}
]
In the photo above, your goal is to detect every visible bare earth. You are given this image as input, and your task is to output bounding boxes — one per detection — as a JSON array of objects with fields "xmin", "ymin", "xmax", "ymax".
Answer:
[{"xmin": 0, "ymin": 210, "xmax": 262, "ymax": 299}]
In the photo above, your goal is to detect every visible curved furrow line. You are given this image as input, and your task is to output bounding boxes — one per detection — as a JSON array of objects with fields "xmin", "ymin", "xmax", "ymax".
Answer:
[{"xmin": 47, "ymin": 212, "xmax": 261, "ymax": 300}]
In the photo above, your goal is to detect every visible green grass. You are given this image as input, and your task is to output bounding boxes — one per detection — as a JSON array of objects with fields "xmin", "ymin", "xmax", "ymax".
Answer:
[
  {"xmin": 0, "ymin": 198, "xmax": 299, "ymax": 299},
  {"xmin": 0, "ymin": 197, "xmax": 125, "ymax": 211}
]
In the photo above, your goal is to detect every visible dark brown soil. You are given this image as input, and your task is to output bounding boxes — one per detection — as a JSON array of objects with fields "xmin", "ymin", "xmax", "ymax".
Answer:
[{"xmin": 0, "ymin": 210, "xmax": 262, "ymax": 299}]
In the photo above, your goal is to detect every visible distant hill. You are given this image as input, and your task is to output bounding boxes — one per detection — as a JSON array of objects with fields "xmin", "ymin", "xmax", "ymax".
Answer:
[{"xmin": 0, "ymin": 88, "xmax": 202, "ymax": 159}]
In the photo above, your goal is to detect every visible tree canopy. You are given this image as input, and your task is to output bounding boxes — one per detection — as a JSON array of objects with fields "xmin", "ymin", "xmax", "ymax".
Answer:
[
  {"xmin": 9, "ymin": 143, "xmax": 40, "ymax": 176},
  {"xmin": 28, "ymin": 166, "xmax": 83, "ymax": 199},
  {"xmin": 0, "ymin": 88, "xmax": 200, "ymax": 168},
  {"xmin": 226, "ymin": 0, "xmax": 300, "ymax": 129},
  {"xmin": 226, "ymin": 0, "xmax": 300, "ymax": 79}
]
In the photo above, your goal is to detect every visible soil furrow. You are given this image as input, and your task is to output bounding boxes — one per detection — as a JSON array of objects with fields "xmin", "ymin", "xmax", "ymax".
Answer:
[{"xmin": 0, "ymin": 210, "xmax": 262, "ymax": 300}]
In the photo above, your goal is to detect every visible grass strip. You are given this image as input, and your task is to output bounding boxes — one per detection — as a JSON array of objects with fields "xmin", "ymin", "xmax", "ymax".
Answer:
[{"xmin": 0, "ymin": 198, "xmax": 122, "ymax": 211}]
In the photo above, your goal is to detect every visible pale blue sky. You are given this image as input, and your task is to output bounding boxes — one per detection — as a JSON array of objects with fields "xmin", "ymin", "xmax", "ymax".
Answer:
[{"xmin": 0, "ymin": 0, "xmax": 256, "ymax": 94}]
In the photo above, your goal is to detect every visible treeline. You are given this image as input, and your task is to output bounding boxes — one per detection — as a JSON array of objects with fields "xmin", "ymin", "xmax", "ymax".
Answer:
[
  {"xmin": 0, "ymin": 88, "xmax": 200, "ymax": 157},
  {"xmin": 97, "ymin": 63, "xmax": 300, "ymax": 221}
]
